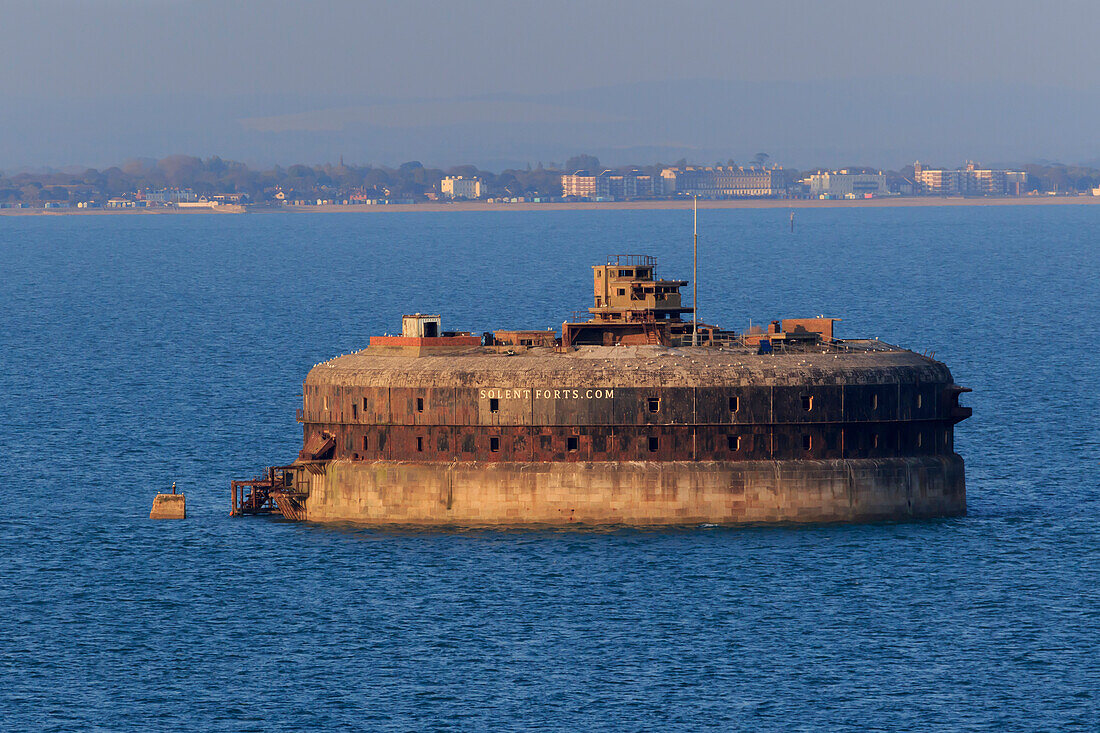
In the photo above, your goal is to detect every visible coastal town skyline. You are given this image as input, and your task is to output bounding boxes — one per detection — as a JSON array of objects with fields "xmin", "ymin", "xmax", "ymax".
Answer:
[{"xmin": 5, "ymin": 152, "xmax": 1099, "ymax": 211}]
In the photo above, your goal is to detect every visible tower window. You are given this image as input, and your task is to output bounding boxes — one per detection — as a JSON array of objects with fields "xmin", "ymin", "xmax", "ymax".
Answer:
[
  {"xmin": 727, "ymin": 435, "xmax": 740, "ymax": 451},
  {"xmin": 490, "ymin": 437, "xmax": 500, "ymax": 452},
  {"xmin": 567, "ymin": 436, "xmax": 578, "ymax": 452},
  {"xmin": 802, "ymin": 434, "xmax": 812, "ymax": 451},
  {"xmin": 489, "ymin": 398, "xmax": 499, "ymax": 413},
  {"xmin": 729, "ymin": 395, "xmax": 739, "ymax": 412},
  {"xmin": 801, "ymin": 395, "xmax": 813, "ymax": 411},
  {"xmin": 417, "ymin": 397, "xmax": 424, "ymax": 413},
  {"xmin": 416, "ymin": 437, "xmax": 424, "ymax": 452},
  {"xmin": 363, "ymin": 436, "xmax": 369, "ymax": 450},
  {"xmin": 648, "ymin": 437, "xmax": 659, "ymax": 452},
  {"xmin": 617, "ymin": 288, "xmax": 626, "ymax": 295},
  {"xmin": 352, "ymin": 403, "xmax": 358, "ymax": 419},
  {"xmin": 363, "ymin": 397, "xmax": 369, "ymax": 411},
  {"xmin": 648, "ymin": 397, "xmax": 660, "ymax": 413}
]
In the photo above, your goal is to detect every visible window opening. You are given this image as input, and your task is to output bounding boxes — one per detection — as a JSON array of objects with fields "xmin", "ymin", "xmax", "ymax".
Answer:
[
  {"xmin": 871, "ymin": 394, "xmax": 878, "ymax": 410},
  {"xmin": 917, "ymin": 393, "xmax": 923, "ymax": 409},
  {"xmin": 648, "ymin": 436, "xmax": 659, "ymax": 452},
  {"xmin": 727, "ymin": 435, "xmax": 739, "ymax": 451},
  {"xmin": 567, "ymin": 436, "xmax": 578, "ymax": 452},
  {"xmin": 417, "ymin": 397, "xmax": 424, "ymax": 413},
  {"xmin": 416, "ymin": 437, "xmax": 424, "ymax": 452},
  {"xmin": 801, "ymin": 395, "xmax": 813, "ymax": 411},
  {"xmin": 363, "ymin": 436, "xmax": 369, "ymax": 450},
  {"xmin": 490, "ymin": 437, "xmax": 500, "ymax": 452},
  {"xmin": 802, "ymin": 434, "xmax": 812, "ymax": 451},
  {"xmin": 489, "ymin": 398, "xmax": 499, "ymax": 413},
  {"xmin": 729, "ymin": 395, "xmax": 739, "ymax": 412},
  {"xmin": 648, "ymin": 397, "xmax": 660, "ymax": 413}
]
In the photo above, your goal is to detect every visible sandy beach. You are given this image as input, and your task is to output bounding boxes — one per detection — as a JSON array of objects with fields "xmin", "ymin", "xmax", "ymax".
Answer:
[{"xmin": 3, "ymin": 195, "xmax": 1099, "ymax": 216}]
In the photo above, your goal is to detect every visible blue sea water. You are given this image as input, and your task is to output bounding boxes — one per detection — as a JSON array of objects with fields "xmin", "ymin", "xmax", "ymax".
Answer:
[{"xmin": 1, "ymin": 206, "xmax": 1098, "ymax": 731}]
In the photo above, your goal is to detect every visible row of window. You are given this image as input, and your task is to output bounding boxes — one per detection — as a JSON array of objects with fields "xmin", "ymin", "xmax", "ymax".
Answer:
[
  {"xmin": 359, "ymin": 429, "xmax": 951, "ymax": 454},
  {"xmin": 336, "ymin": 392, "xmax": 928, "ymax": 416}
]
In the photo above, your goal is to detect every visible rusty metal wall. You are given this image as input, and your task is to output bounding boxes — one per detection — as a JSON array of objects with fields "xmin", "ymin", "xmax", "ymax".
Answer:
[
  {"xmin": 298, "ymin": 382, "xmax": 958, "ymax": 463},
  {"xmin": 300, "ymin": 383, "xmax": 950, "ymax": 427}
]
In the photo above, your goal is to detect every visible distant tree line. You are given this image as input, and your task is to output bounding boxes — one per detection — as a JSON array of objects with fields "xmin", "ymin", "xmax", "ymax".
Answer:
[
  {"xmin": 0, "ymin": 155, "xmax": 580, "ymax": 204},
  {"xmin": 1, "ymin": 154, "xmax": 1097, "ymax": 205}
]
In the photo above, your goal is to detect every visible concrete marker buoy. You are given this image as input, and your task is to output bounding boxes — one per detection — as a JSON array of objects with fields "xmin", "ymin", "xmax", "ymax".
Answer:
[{"xmin": 150, "ymin": 482, "xmax": 186, "ymax": 519}]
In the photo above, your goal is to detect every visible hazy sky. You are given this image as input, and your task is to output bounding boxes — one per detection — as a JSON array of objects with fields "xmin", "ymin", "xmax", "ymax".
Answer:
[{"xmin": 3, "ymin": 0, "xmax": 1098, "ymax": 169}]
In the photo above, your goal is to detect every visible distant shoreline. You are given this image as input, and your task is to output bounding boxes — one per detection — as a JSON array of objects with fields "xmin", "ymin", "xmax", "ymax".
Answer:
[{"xmin": 3, "ymin": 195, "xmax": 1100, "ymax": 216}]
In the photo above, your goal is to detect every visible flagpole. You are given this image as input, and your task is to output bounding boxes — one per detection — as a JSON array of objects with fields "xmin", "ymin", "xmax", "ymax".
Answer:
[{"xmin": 692, "ymin": 196, "xmax": 698, "ymax": 347}]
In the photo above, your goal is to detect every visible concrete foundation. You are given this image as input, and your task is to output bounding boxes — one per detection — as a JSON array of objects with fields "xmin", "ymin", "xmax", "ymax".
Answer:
[
  {"xmin": 150, "ymin": 493, "xmax": 186, "ymax": 519},
  {"xmin": 301, "ymin": 455, "xmax": 965, "ymax": 526}
]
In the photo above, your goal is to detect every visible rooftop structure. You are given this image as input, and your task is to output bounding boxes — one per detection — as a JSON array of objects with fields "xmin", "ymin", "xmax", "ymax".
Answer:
[{"xmin": 562, "ymin": 255, "xmax": 697, "ymax": 346}]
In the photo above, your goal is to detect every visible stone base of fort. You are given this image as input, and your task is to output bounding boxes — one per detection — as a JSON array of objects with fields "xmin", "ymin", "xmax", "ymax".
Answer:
[{"xmin": 299, "ymin": 456, "xmax": 965, "ymax": 526}]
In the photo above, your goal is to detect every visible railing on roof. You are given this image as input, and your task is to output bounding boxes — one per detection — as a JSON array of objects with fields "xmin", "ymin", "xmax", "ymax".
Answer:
[
  {"xmin": 568, "ymin": 307, "xmax": 670, "ymax": 324},
  {"xmin": 569, "ymin": 309, "xmax": 593, "ymax": 323},
  {"xmin": 605, "ymin": 254, "xmax": 657, "ymax": 267}
]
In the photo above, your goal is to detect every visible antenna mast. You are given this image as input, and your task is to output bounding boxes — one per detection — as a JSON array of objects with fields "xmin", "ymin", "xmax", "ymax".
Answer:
[{"xmin": 692, "ymin": 196, "xmax": 698, "ymax": 347}]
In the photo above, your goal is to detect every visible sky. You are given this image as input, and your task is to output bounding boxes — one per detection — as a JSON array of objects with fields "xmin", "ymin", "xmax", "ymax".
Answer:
[{"xmin": 2, "ymin": 0, "xmax": 1099, "ymax": 170}]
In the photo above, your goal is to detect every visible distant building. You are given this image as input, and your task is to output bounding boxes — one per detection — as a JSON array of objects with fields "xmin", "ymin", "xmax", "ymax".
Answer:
[
  {"xmin": 914, "ymin": 161, "xmax": 1027, "ymax": 196},
  {"xmin": 441, "ymin": 176, "xmax": 484, "ymax": 199},
  {"xmin": 561, "ymin": 170, "xmax": 598, "ymax": 198},
  {"xmin": 210, "ymin": 192, "xmax": 249, "ymax": 204},
  {"xmin": 1004, "ymin": 171, "xmax": 1028, "ymax": 196},
  {"xmin": 140, "ymin": 189, "xmax": 198, "ymax": 205},
  {"xmin": 561, "ymin": 169, "xmax": 657, "ymax": 200},
  {"xmin": 805, "ymin": 170, "xmax": 889, "ymax": 197},
  {"xmin": 659, "ymin": 166, "xmax": 786, "ymax": 198}
]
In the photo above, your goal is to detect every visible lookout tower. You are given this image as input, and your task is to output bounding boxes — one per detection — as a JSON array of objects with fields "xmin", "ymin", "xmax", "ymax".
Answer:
[
  {"xmin": 590, "ymin": 255, "xmax": 692, "ymax": 322},
  {"xmin": 563, "ymin": 255, "xmax": 697, "ymax": 346}
]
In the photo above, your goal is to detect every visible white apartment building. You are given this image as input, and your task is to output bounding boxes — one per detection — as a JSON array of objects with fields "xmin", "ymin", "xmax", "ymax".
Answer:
[
  {"xmin": 805, "ymin": 170, "xmax": 889, "ymax": 197},
  {"xmin": 659, "ymin": 166, "xmax": 785, "ymax": 198},
  {"xmin": 441, "ymin": 176, "xmax": 484, "ymax": 199},
  {"xmin": 914, "ymin": 162, "xmax": 1027, "ymax": 196}
]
